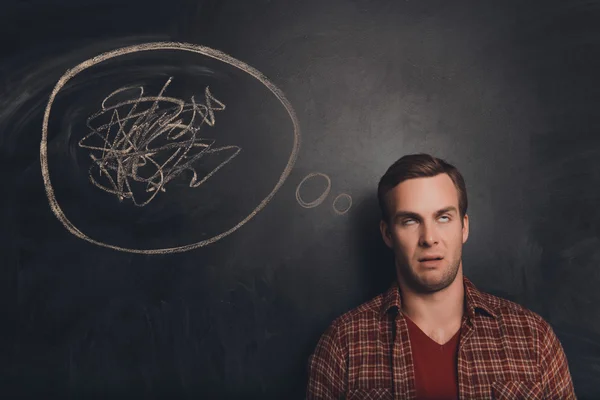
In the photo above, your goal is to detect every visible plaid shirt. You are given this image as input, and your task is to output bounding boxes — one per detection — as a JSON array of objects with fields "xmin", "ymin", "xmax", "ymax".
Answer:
[{"xmin": 306, "ymin": 276, "xmax": 576, "ymax": 399}]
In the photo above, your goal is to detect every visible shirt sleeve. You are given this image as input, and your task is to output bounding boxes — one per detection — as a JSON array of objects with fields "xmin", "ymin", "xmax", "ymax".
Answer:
[
  {"xmin": 539, "ymin": 321, "xmax": 577, "ymax": 399},
  {"xmin": 306, "ymin": 321, "xmax": 347, "ymax": 400}
]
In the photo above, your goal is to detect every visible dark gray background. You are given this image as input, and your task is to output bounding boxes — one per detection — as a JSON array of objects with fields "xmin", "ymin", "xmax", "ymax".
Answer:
[{"xmin": 1, "ymin": 0, "xmax": 599, "ymax": 398}]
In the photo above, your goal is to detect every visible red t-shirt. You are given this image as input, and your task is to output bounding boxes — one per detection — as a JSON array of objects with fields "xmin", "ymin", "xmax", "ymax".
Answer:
[{"xmin": 405, "ymin": 315, "xmax": 461, "ymax": 400}]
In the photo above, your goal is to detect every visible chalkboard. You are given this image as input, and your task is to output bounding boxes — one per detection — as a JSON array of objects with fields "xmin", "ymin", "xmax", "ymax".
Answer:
[{"xmin": 1, "ymin": 0, "xmax": 599, "ymax": 398}]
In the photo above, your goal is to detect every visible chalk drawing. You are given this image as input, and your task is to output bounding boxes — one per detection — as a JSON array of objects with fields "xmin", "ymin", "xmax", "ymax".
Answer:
[
  {"xmin": 296, "ymin": 172, "xmax": 352, "ymax": 214},
  {"xmin": 333, "ymin": 193, "xmax": 352, "ymax": 215},
  {"xmin": 295, "ymin": 172, "xmax": 331, "ymax": 208},
  {"xmin": 41, "ymin": 42, "xmax": 301, "ymax": 254},
  {"xmin": 80, "ymin": 77, "xmax": 238, "ymax": 206}
]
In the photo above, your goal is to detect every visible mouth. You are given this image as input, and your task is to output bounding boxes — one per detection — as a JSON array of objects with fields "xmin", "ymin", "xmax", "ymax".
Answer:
[
  {"xmin": 418, "ymin": 257, "xmax": 444, "ymax": 268},
  {"xmin": 418, "ymin": 256, "xmax": 444, "ymax": 262}
]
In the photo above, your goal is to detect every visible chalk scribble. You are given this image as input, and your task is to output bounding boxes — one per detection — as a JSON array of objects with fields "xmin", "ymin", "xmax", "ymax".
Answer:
[
  {"xmin": 41, "ymin": 42, "xmax": 301, "ymax": 254},
  {"xmin": 79, "ymin": 77, "xmax": 239, "ymax": 206}
]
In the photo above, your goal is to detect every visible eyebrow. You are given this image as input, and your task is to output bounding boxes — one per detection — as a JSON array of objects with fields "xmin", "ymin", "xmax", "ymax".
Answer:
[{"xmin": 392, "ymin": 206, "xmax": 458, "ymax": 222}]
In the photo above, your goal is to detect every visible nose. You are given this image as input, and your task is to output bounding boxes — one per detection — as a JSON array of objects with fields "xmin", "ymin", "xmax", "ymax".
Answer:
[{"xmin": 419, "ymin": 220, "xmax": 439, "ymax": 246}]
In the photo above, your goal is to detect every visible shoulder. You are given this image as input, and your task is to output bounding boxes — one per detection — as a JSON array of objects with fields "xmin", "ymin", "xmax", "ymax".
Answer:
[
  {"xmin": 322, "ymin": 292, "xmax": 386, "ymax": 343},
  {"xmin": 333, "ymin": 292, "xmax": 385, "ymax": 325},
  {"xmin": 477, "ymin": 289, "xmax": 554, "ymax": 340},
  {"xmin": 310, "ymin": 293, "xmax": 385, "ymax": 360}
]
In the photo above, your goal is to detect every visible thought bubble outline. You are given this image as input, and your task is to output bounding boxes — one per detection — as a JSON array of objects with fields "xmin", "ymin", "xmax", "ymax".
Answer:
[{"xmin": 40, "ymin": 41, "xmax": 301, "ymax": 254}]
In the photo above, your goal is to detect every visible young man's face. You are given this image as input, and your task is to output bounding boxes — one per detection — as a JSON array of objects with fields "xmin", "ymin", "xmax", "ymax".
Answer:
[{"xmin": 380, "ymin": 173, "xmax": 469, "ymax": 294}]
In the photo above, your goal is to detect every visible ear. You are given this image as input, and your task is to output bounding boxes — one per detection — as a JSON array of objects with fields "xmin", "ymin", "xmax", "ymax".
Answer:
[
  {"xmin": 462, "ymin": 214, "xmax": 469, "ymax": 244},
  {"xmin": 380, "ymin": 219, "xmax": 394, "ymax": 248}
]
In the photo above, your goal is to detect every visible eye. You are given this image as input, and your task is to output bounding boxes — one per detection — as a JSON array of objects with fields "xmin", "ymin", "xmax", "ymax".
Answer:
[
  {"xmin": 402, "ymin": 219, "xmax": 416, "ymax": 226},
  {"xmin": 439, "ymin": 215, "xmax": 451, "ymax": 222}
]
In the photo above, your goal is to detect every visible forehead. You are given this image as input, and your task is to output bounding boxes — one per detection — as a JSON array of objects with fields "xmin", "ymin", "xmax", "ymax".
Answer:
[{"xmin": 386, "ymin": 174, "xmax": 459, "ymax": 213}]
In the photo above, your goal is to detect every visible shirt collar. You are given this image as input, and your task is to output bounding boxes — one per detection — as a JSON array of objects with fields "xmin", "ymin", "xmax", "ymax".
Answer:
[{"xmin": 380, "ymin": 275, "xmax": 497, "ymax": 320}]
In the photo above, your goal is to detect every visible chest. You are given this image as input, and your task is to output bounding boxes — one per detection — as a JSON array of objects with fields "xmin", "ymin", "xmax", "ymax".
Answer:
[{"xmin": 345, "ymin": 317, "xmax": 542, "ymax": 399}]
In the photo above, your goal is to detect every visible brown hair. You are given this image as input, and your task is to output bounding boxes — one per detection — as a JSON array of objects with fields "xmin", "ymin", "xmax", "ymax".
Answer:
[{"xmin": 377, "ymin": 153, "xmax": 468, "ymax": 223}]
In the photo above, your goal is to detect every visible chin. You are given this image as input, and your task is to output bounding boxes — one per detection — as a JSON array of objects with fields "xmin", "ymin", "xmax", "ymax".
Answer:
[
  {"xmin": 420, "ymin": 277, "xmax": 455, "ymax": 293},
  {"xmin": 410, "ymin": 264, "xmax": 460, "ymax": 292}
]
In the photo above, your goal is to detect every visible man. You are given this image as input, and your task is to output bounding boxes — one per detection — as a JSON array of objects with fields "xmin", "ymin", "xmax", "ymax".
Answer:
[{"xmin": 306, "ymin": 154, "xmax": 576, "ymax": 399}]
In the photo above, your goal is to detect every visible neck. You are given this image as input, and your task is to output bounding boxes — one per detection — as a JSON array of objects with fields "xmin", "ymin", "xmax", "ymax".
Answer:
[{"xmin": 398, "ymin": 268, "xmax": 465, "ymax": 330}]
